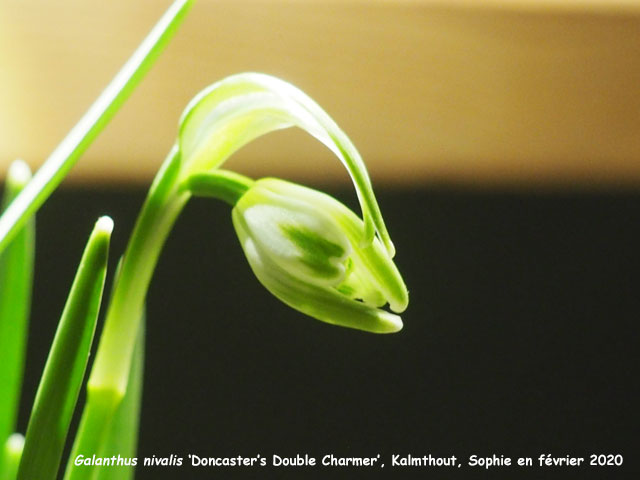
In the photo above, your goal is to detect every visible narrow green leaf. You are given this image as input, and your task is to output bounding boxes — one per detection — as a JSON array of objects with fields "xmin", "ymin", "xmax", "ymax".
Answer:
[
  {"xmin": 17, "ymin": 217, "xmax": 113, "ymax": 480},
  {"xmin": 1, "ymin": 434, "xmax": 24, "ymax": 480},
  {"xmin": 93, "ymin": 314, "xmax": 144, "ymax": 480},
  {"xmin": 0, "ymin": 160, "xmax": 34, "ymax": 458},
  {"xmin": 64, "ymin": 312, "xmax": 145, "ymax": 480},
  {"xmin": 0, "ymin": 0, "xmax": 194, "ymax": 255}
]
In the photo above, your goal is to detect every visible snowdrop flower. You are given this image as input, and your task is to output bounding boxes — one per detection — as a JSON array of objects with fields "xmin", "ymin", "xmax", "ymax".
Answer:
[
  {"xmin": 175, "ymin": 72, "xmax": 410, "ymax": 333},
  {"xmin": 231, "ymin": 177, "xmax": 408, "ymax": 333}
]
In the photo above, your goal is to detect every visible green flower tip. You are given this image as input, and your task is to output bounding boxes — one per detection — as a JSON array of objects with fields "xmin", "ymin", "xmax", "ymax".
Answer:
[{"xmin": 232, "ymin": 178, "xmax": 408, "ymax": 334}]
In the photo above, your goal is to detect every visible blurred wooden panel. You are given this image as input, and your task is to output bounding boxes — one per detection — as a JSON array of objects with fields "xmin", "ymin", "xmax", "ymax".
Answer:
[{"xmin": 1, "ymin": 0, "xmax": 640, "ymax": 187}]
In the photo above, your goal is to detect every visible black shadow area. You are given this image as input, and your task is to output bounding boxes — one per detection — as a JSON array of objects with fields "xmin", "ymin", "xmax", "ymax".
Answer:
[{"xmin": 13, "ymin": 185, "xmax": 640, "ymax": 480}]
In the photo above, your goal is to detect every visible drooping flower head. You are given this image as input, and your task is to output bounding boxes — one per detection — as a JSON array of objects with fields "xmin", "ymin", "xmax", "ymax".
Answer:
[
  {"xmin": 231, "ymin": 177, "xmax": 408, "ymax": 333},
  {"xmin": 178, "ymin": 73, "xmax": 409, "ymax": 333}
]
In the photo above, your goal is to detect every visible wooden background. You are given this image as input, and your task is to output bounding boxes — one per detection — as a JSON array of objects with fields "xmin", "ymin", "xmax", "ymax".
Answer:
[{"xmin": 1, "ymin": 0, "xmax": 640, "ymax": 188}]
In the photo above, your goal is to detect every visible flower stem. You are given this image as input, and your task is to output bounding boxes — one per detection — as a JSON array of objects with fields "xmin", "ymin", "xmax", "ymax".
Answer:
[
  {"xmin": 66, "ymin": 148, "xmax": 185, "ymax": 477},
  {"xmin": 182, "ymin": 170, "xmax": 253, "ymax": 206},
  {"xmin": 89, "ymin": 146, "xmax": 186, "ymax": 397},
  {"xmin": 93, "ymin": 315, "xmax": 144, "ymax": 480},
  {"xmin": 63, "ymin": 314, "xmax": 144, "ymax": 480}
]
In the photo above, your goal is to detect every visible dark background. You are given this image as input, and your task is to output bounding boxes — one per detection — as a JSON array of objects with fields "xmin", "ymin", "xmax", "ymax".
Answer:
[{"xmin": 14, "ymin": 184, "xmax": 640, "ymax": 479}]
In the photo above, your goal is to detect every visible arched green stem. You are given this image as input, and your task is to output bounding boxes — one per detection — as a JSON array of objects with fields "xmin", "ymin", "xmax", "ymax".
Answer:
[
  {"xmin": 182, "ymin": 170, "xmax": 254, "ymax": 206},
  {"xmin": 177, "ymin": 73, "xmax": 396, "ymax": 257},
  {"xmin": 81, "ymin": 73, "xmax": 404, "ymax": 468},
  {"xmin": 69, "ymin": 147, "xmax": 186, "ymax": 480},
  {"xmin": 89, "ymin": 145, "xmax": 186, "ymax": 397},
  {"xmin": 89, "ymin": 161, "xmax": 256, "ymax": 398},
  {"xmin": 88, "ymin": 71, "xmax": 402, "ymax": 397}
]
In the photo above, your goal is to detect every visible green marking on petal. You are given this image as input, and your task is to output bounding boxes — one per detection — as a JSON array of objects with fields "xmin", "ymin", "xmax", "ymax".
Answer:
[
  {"xmin": 279, "ymin": 225, "xmax": 347, "ymax": 281},
  {"xmin": 280, "ymin": 224, "xmax": 346, "ymax": 261},
  {"xmin": 231, "ymin": 176, "xmax": 408, "ymax": 332}
]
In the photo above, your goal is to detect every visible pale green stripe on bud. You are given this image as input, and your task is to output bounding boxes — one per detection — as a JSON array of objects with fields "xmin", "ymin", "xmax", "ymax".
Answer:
[
  {"xmin": 250, "ymin": 178, "xmax": 408, "ymax": 313},
  {"xmin": 236, "ymin": 230, "xmax": 402, "ymax": 334}
]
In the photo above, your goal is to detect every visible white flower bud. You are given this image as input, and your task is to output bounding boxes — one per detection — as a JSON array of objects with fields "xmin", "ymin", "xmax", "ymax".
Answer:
[{"xmin": 232, "ymin": 178, "xmax": 408, "ymax": 333}]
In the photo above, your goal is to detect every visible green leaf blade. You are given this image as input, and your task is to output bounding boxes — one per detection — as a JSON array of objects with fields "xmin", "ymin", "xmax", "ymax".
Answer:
[
  {"xmin": 0, "ymin": 160, "xmax": 34, "ymax": 455},
  {"xmin": 17, "ymin": 217, "xmax": 113, "ymax": 480},
  {"xmin": 0, "ymin": 0, "xmax": 194, "ymax": 255}
]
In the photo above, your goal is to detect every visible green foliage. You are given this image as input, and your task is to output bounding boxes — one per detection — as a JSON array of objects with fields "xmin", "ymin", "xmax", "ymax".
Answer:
[
  {"xmin": 0, "ymin": 0, "xmax": 193, "ymax": 255},
  {"xmin": 0, "ymin": 1, "xmax": 408, "ymax": 479},
  {"xmin": 1, "ymin": 435, "xmax": 24, "ymax": 480},
  {"xmin": 17, "ymin": 218, "xmax": 112, "ymax": 480},
  {"xmin": 64, "ymin": 313, "xmax": 145, "ymax": 480},
  {"xmin": 0, "ymin": 162, "xmax": 33, "ymax": 480}
]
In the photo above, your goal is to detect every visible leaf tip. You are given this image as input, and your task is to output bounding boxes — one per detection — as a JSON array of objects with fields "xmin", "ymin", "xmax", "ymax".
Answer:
[
  {"xmin": 6, "ymin": 159, "xmax": 32, "ymax": 191},
  {"xmin": 95, "ymin": 216, "xmax": 114, "ymax": 236},
  {"xmin": 6, "ymin": 433, "xmax": 24, "ymax": 454}
]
